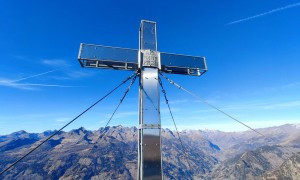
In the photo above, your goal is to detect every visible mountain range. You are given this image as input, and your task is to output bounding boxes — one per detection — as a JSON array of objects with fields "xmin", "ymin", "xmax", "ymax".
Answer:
[{"xmin": 0, "ymin": 124, "xmax": 300, "ymax": 179}]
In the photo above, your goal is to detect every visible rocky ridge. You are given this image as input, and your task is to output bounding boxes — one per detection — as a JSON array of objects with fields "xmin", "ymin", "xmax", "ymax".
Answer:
[{"xmin": 0, "ymin": 124, "xmax": 299, "ymax": 179}]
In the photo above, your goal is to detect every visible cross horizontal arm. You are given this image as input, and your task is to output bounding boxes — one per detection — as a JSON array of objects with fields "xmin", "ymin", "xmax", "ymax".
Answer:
[
  {"xmin": 160, "ymin": 52, "xmax": 207, "ymax": 76},
  {"xmin": 78, "ymin": 43, "xmax": 139, "ymax": 71},
  {"xmin": 78, "ymin": 44, "xmax": 207, "ymax": 75}
]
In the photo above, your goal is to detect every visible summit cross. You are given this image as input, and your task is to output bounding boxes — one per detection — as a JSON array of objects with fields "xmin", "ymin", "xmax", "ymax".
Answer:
[{"xmin": 77, "ymin": 20, "xmax": 207, "ymax": 180}]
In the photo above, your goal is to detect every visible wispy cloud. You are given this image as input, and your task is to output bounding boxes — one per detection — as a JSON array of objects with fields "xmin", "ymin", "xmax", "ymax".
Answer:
[
  {"xmin": 168, "ymin": 99, "xmax": 189, "ymax": 105},
  {"xmin": 259, "ymin": 100, "xmax": 300, "ymax": 110},
  {"xmin": 0, "ymin": 77, "xmax": 82, "ymax": 90},
  {"xmin": 195, "ymin": 100, "xmax": 300, "ymax": 113},
  {"xmin": 10, "ymin": 83, "xmax": 81, "ymax": 88},
  {"xmin": 227, "ymin": 2, "xmax": 300, "ymax": 25},
  {"xmin": 9, "ymin": 69, "xmax": 58, "ymax": 83},
  {"xmin": 52, "ymin": 117, "xmax": 72, "ymax": 126},
  {"xmin": 0, "ymin": 78, "xmax": 36, "ymax": 90},
  {"xmin": 0, "ymin": 63, "xmax": 90, "ymax": 89},
  {"xmin": 105, "ymin": 111, "xmax": 138, "ymax": 119},
  {"xmin": 42, "ymin": 58, "xmax": 96, "ymax": 79},
  {"xmin": 42, "ymin": 59, "xmax": 69, "ymax": 67},
  {"xmin": 206, "ymin": 99, "xmax": 300, "ymax": 111},
  {"xmin": 13, "ymin": 55, "xmax": 29, "ymax": 60},
  {"xmin": 0, "ymin": 113, "xmax": 63, "ymax": 120},
  {"xmin": 275, "ymin": 82, "xmax": 300, "ymax": 90},
  {"xmin": 65, "ymin": 70, "xmax": 96, "ymax": 79}
]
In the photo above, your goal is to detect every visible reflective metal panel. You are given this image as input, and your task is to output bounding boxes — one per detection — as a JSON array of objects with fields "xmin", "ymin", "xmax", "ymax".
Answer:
[
  {"xmin": 142, "ymin": 129, "xmax": 162, "ymax": 180},
  {"xmin": 160, "ymin": 52, "xmax": 207, "ymax": 76},
  {"xmin": 139, "ymin": 67, "xmax": 162, "ymax": 180},
  {"xmin": 140, "ymin": 20, "xmax": 157, "ymax": 51},
  {"xmin": 141, "ymin": 68, "xmax": 160, "ymax": 124},
  {"xmin": 78, "ymin": 43, "xmax": 138, "ymax": 70}
]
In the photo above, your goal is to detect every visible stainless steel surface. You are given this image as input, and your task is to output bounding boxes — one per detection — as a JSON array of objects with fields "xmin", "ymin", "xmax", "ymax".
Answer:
[
  {"xmin": 142, "ymin": 129, "xmax": 162, "ymax": 180},
  {"xmin": 138, "ymin": 20, "xmax": 163, "ymax": 180},
  {"xmin": 140, "ymin": 20, "xmax": 157, "ymax": 51},
  {"xmin": 77, "ymin": 38, "xmax": 207, "ymax": 75},
  {"xmin": 77, "ymin": 20, "xmax": 208, "ymax": 180},
  {"xmin": 78, "ymin": 43, "xmax": 139, "ymax": 71},
  {"xmin": 160, "ymin": 52, "xmax": 207, "ymax": 76},
  {"xmin": 139, "ymin": 68, "xmax": 162, "ymax": 180}
]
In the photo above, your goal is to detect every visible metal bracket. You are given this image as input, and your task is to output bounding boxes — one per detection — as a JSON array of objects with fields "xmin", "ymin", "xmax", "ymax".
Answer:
[
  {"xmin": 139, "ymin": 124, "xmax": 161, "ymax": 129},
  {"xmin": 141, "ymin": 50, "xmax": 161, "ymax": 69}
]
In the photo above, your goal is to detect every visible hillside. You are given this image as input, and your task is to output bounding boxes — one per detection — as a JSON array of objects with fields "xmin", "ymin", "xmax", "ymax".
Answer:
[
  {"xmin": 0, "ymin": 124, "xmax": 299, "ymax": 179},
  {"xmin": 262, "ymin": 152, "xmax": 300, "ymax": 180}
]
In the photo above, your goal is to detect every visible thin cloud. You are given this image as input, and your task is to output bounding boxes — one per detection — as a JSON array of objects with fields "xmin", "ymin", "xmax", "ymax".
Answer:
[
  {"xmin": 227, "ymin": 2, "xmax": 300, "ymax": 25},
  {"xmin": 65, "ymin": 70, "xmax": 96, "ymax": 79},
  {"xmin": 0, "ymin": 67, "xmax": 89, "ymax": 90},
  {"xmin": 12, "ymin": 83, "xmax": 81, "ymax": 88},
  {"xmin": 276, "ymin": 82, "xmax": 300, "ymax": 90},
  {"xmin": 5, "ymin": 84, "xmax": 36, "ymax": 90},
  {"xmin": 259, "ymin": 100, "xmax": 300, "ymax": 110},
  {"xmin": 13, "ymin": 55, "xmax": 29, "ymax": 60},
  {"xmin": 0, "ymin": 78, "xmax": 36, "ymax": 90},
  {"xmin": 0, "ymin": 69, "xmax": 79, "ymax": 90},
  {"xmin": 0, "ymin": 79, "xmax": 82, "ymax": 90},
  {"xmin": 42, "ymin": 59, "xmax": 96, "ymax": 79},
  {"xmin": 168, "ymin": 99, "xmax": 189, "ymax": 105},
  {"xmin": 236, "ymin": 100, "xmax": 300, "ymax": 110},
  {"xmin": 0, "ymin": 67, "xmax": 88, "ymax": 89},
  {"xmin": 201, "ymin": 100, "xmax": 300, "ymax": 112},
  {"xmin": 55, "ymin": 117, "xmax": 71, "ymax": 123},
  {"xmin": 113, "ymin": 111, "xmax": 138, "ymax": 119},
  {"xmin": 9, "ymin": 69, "xmax": 58, "ymax": 83},
  {"xmin": 42, "ymin": 59, "xmax": 69, "ymax": 67}
]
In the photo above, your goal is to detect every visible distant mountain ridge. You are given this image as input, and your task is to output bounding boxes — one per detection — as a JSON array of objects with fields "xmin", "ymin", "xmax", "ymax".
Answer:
[{"xmin": 0, "ymin": 124, "xmax": 299, "ymax": 179}]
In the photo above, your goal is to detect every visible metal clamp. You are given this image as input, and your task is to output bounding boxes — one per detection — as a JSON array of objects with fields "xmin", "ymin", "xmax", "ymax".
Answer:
[
  {"xmin": 139, "ymin": 124, "xmax": 161, "ymax": 129},
  {"xmin": 141, "ymin": 50, "xmax": 161, "ymax": 69}
]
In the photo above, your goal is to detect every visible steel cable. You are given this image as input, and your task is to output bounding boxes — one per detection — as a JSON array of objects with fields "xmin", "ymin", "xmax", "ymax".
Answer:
[
  {"xmin": 158, "ymin": 76, "xmax": 192, "ymax": 172},
  {"xmin": 0, "ymin": 72, "xmax": 136, "ymax": 176},
  {"xmin": 160, "ymin": 73, "xmax": 300, "ymax": 159},
  {"xmin": 80, "ymin": 74, "xmax": 137, "ymax": 178}
]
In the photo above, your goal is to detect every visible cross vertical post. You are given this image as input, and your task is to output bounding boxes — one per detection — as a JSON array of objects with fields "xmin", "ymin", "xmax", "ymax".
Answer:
[{"xmin": 138, "ymin": 20, "xmax": 162, "ymax": 180}]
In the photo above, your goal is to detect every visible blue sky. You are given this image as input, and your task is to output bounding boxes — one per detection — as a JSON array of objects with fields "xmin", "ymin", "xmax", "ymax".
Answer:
[{"xmin": 1, "ymin": 0, "xmax": 300, "ymax": 134}]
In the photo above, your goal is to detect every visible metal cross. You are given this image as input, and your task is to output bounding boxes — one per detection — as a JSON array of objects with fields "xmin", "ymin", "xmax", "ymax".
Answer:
[{"xmin": 77, "ymin": 20, "xmax": 207, "ymax": 180}]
